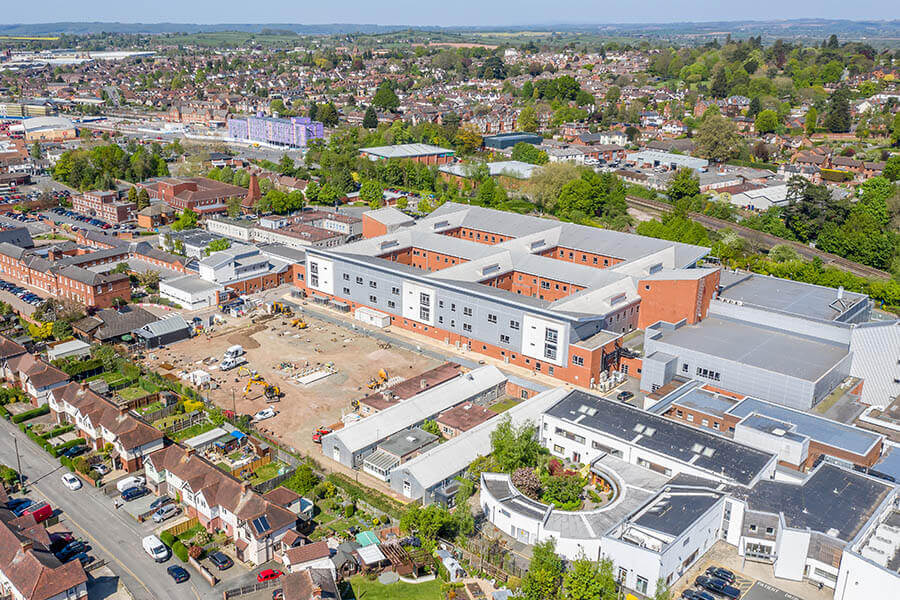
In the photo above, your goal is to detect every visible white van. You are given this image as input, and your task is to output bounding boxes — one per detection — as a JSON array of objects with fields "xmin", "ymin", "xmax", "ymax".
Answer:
[
  {"xmin": 142, "ymin": 535, "xmax": 170, "ymax": 562},
  {"xmin": 220, "ymin": 356, "xmax": 247, "ymax": 371},
  {"xmin": 116, "ymin": 475, "xmax": 146, "ymax": 493},
  {"xmin": 223, "ymin": 345, "xmax": 244, "ymax": 360}
]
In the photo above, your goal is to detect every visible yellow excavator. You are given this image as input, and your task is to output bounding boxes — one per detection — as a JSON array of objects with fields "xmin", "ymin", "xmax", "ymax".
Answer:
[
  {"xmin": 290, "ymin": 318, "xmax": 308, "ymax": 329},
  {"xmin": 366, "ymin": 368, "xmax": 389, "ymax": 389},
  {"xmin": 243, "ymin": 374, "xmax": 282, "ymax": 401}
]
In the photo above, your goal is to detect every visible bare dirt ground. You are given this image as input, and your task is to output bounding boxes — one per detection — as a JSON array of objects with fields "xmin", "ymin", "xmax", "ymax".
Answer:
[{"xmin": 143, "ymin": 311, "xmax": 441, "ymax": 458}]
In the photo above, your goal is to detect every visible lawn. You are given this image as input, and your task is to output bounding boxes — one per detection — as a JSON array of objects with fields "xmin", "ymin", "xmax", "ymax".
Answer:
[
  {"xmin": 169, "ymin": 421, "xmax": 218, "ymax": 442},
  {"xmin": 248, "ymin": 460, "xmax": 288, "ymax": 484},
  {"xmin": 489, "ymin": 397, "xmax": 522, "ymax": 413},
  {"xmin": 118, "ymin": 386, "xmax": 152, "ymax": 402},
  {"xmin": 348, "ymin": 575, "xmax": 443, "ymax": 600},
  {"xmin": 137, "ymin": 400, "xmax": 164, "ymax": 415}
]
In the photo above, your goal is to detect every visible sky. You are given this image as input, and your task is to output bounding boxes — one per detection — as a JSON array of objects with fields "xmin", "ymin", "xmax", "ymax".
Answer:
[{"xmin": 6, "ymin": 1, "xmax": 894, "ymax": 26}]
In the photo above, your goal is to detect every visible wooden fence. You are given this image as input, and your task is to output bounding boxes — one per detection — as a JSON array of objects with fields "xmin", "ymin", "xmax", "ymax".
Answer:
[
  {"xmin": 252, "ymin": 468, "xmax": 296, "ymax": 494},
  {"xmin": 231, "ymin": 455, "xmax": 271, "ymax": 479},
  {"xmin": 162, "ymin": 411, "xmax": 207, "ymax": 435},
  {"xmin": 164, "ymin": 516, "xmax": 200, "ymax": 537},
  {"xmin": 138, "ymin": 401, "xmax": 181, "ymax": 424}
]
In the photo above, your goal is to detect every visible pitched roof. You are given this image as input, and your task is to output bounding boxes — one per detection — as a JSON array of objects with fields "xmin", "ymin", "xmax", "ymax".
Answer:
[
  {"xmin": 0, "ymin": 335, "xmax": 27, "ymax": 361},
  {"xmin": 284, "ymin": 540, "xmax": 330, "ymax": 566},
  {"xmin": 72, "ymin": 306, "xmax": 159, "ymax": 341}
]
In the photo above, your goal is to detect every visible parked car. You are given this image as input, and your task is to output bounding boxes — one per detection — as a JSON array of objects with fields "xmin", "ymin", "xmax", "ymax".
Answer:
[
  {"xmin": 63, "ymin": 445, "xmax": 88, "ymax": 458},
  {"xmin": 167, "ymin": 565, "xmax": 190, "ymax": 583},
  {"xmin": 257, "ymin": 569, "xmax": 282, "ymax": 583},
  {"xmin": 151, "ymin": 504, "xmax": 179, "ymax": 523},
  {"xmin": 142, "ymin": 535, "xmax": 170, "ymax": 562},
  {"xmin": 116, "ymin": 476, "xmax": 146, "ymax": 492},
  {"xmin": 21, "ymin": 501, "xmax": 52, "ymax": 523},
  {"xmin": 56, "ymin": 540, "xmax": 87, "ymax": 561},
  {"xmin": 149, "ymin": 496, "xmax": 172, "ymax": 511},
  {"xmin": 7, "ymin": 498, "xmax": 32, "ymax": 514},
  {"xmin": 121, "ymin": 486, "xmax": 149, "ymax": 502},
  {"xmin": 61, "ymin": 473, "xmax": 82, "ymax": 490},
  {"xmin": 706, "ymin": 567, "xmax": 736, "ymax": 584},
  {"xmin": 69, "ymin": 552, "xmax": 95, "ymax": 567},
  {"xmin": 616, "ymin": 390, "xmax": 634, "ymax": 402},
  {"xmin": 209, "ymin": 551, "xmax": 233, "ymax": 570},
  {"xmin": 683, "ymin": 590, "xmax": 715, "ymax": 600},
  {"xmin": 695, "ymin": 576, "xmax": 741, "ymax": 599},
  {"xmin": 254, "ymin": 407, "xmax": 276, "ymax": 421},
  {"xmin": 91, "ymin": 463, "xmax": 109, "ymax": 476}
]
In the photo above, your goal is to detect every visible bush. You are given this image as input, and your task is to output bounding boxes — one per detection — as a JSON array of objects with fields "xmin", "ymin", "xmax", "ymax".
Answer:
[
  {"xmin": 160, "ymin": 530, "xmax": 176, "ymax": 548},
  {"xmin": 344, "ymin": 503, "xmax": 355, "ymax": 518},
  {"xmin": 0, "ymin": 464, "xmax": 18, "ymax": 485},
  {"xmin": 188, "ymin": 544, "xmax": 203, "ymax": 559},
  {"xmin": 172, "ymin": 541, "xmax": 189, "ymax": 562},
  {"xmin": 59, "ymin": 456, "xmax": 73, "ymax": 471},
  {"xmin": 11, "ymin": 405, "xmax": 50, "ymax": 424},
  {"xmin": 0, "ymin": 405, "xmax": 8, "ymax": 420},
  {"xmin": 193, "ymin": 530, "xmax": 211, "ymax": 546},
  {"xmin": 42, "ymin": 424, "xmax": 74, "ymax": 439}
]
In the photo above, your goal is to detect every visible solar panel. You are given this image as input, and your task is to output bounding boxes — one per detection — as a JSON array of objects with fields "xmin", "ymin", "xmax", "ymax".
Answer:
[{"xmin": 252, "ymin": 516, "xmax": 270, "ymax": 534}]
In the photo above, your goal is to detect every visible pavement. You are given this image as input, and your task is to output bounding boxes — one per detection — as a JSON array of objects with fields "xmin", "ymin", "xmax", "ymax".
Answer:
[{"xmin": 0, "ymin": 417, "xmax": 260, "ymax": 600}]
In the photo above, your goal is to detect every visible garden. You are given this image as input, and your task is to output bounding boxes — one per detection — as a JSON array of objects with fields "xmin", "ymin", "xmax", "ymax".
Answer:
[{"xmin": 344, "ymin": 575, "xmax": 444, "ymax": 600}]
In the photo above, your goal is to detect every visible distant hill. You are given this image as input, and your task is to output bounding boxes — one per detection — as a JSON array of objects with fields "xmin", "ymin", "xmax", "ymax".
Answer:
[{"xmin": 0, "ymin": 20, "xmax": 898, "ymax": 41}]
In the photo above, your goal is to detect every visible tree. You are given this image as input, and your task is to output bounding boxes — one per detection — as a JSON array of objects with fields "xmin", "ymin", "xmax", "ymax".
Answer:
[
  {"xmin": 891, "ymin": 113, "xmax": 900, "ymax": 147},
  {"xmin": 519, "ymin": 540, "xmax": 563, "ymax": 600},
  {"xmin": 528, "ymin": 161, "xmax": 580, "ymax": 213},
  {"xmin": 624, "ymin": 126, "xmax": 640, "ymax": 143},
  {"xmin": 127, "ymin": 186, "xmax": 137, "ymax": 205},
  {"xmin": 490, "ymin": 415, "xmax": 542, "ymax": 472},
  {"xmin": 511, "ymin": 142, "xmax": 548, "ymax": 165},
  {"xmin": 654, "ymin": 579, "xmax": 672, "ymax": 600},
  {"xmin": 420, "ymin": 419, "xmax": 441, "ymax": 437},
  {"xmin": 666, "ymin": 168, "xmax": 700, "ymax": 202},
  {"xmin": 30, "ymin": 142, "xmax": 41, "ymax": 159},
  {"xmin": 518, "ymin": 105, "xmax": 538, "ymax": 133},
  {"xmin": 304, "ymin": 181, "xmax": 320, "ymax": 203},
  {"xmin": 754, "ymin": 109, "xmax": 779, "ymax": 134},
  {"xmin": 563, "ymin": 557, "xmax": 617, "ymax": 600},
  {"xmin": 710, "ymin": 68, "xmax": 729, "ymax": 98},
  {"xmin": 226, "ymin": 196, "xmax": 242, "ymax": 217},
  {"xmin": 204, "ymin": 238, "xmax": 231, "ymax": 256},
  {"xmin": 373, "ymin": 81, "xmax": 400, "ymax": 111},
  {"xmin": 804, "ymin": 107, "xmax": 818, "ymax": 135},
  {"xmin": 362, "ymin": 105, "xmax": 378, "ymax": 128},
  {"xmin": 171, "ymin": 208, "xmax": 199, "ymax": 232},
  {"xmin": 824, "ymin": 87, "xmax": 851, "ymax": 133},
  {"xmin": 317, "ymin": 102, "xmax": 339, "ymax": 127},
  {"xmin": 359, "ymin": 180, "xmax": 384, "ymax": 209},
  {"xmin": 455, "ymin": 125, "xmax": 483, "ymax": 154},
  {"xmin": 137, "ymin": 270, "xmax": 161, "ymax": 289},
  {"xmin": 747, "ymin": 96, "xmax": 761, "ymax": 119},
  {"xmin": 284, "ymin": 464, "xmax": 320, "ymax": 495},
  {"xmin": 695, "ymin": 112, "xmax": 742, "ymax": 162},
  {"xmin": 278, "ymin": 154, "xmax": 295, "ymax": 176},
  {"xmin": 136, "ymin": 187, "xmax": 150, "ymax": 210}
]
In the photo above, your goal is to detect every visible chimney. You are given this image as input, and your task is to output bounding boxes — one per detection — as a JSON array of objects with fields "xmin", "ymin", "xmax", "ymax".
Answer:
[
  {"xmin": 20, "ymin": 540, "xmax": 33, "ymax": 553},
  {"xmin": 118, "ymin": 405, "xmax": 129, "ymax": 418},
  {"xmin": 837, "ymin": 286, "xmax": 844, "ymax": 301},
  {"xmin": 246, "ymin": 173, "xmax": 261, "ymax": 207},
  {"xmin": 185, "ymin": 447, "xmax": 195, "ymax": 457},
  {"xmin": 241, "ymin": 481, "xmax": 252, "ymax": 493},
  {"xmin": 420, "ymin": 379, "xmax": 428, "ymax": 390},
  {"xmin": 312, "ymin": 585, "xmax": 323, "ymax": 600}
]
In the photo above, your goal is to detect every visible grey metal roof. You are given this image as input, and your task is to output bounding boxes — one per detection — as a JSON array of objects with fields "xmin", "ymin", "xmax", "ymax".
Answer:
[
  {"xmin": 546, "ymin": 390, "xmax": 775, "ymax": 486},
  {"xmin": 160, "ymin": 274, "xmax": 222, "ymax": 294},
  {"xmin": 632, "ymin": 490, "xmax": 722, "ymax": 537},
  {"xmin": 361, "ymin": 143, "xmax": 454, "ymax": 159},
  {"xmin": 650, "ymin": 317, "xmax": 850, "ymax": 382},
  {"xmin": 668, "ymin": 386, "xmax": 736, "ymax": 417},
  {"xmin": 134, "ymin": 314, "xmax": 191, "ymax": 338},
  {"xmin": 376, "ymin": 426, "xmax": 437, "ymax": 458},
  {"xmin": 728, "ymin": 397, "xmax": 882, "ymax": 456},
  {"xmin": 717, "ymin": 271, "xmax": 868, "ymax": 322}
]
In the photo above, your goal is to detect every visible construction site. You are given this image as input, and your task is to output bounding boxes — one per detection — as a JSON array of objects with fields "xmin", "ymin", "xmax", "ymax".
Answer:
[{"xmin": 142, "ymin": 302, "xmax": 442, "ymax": 457}]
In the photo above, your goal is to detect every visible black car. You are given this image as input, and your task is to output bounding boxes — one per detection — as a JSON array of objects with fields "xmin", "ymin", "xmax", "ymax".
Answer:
[
  {"xmin": 121, "ymin": 486, "xmax": 149, "ymax": 502},
  {"xmin": 167, "ymin": 565, "xmax": 190, "ymax": 583},
  {"xmin": 616, "ymin": 390, "xmax": 635, "ymax": 402},
  {"xmin": 682, "ymin": 590, "xmax": 715, "ymax": 600},
  {"xmin": 56, "ymin": 541, "xmax": 87, "ymax": 561},
  {"xmin": 149, "ymin": 496, "xmax": 173, "ymax": 511},
  {"xmin": 706, "ymin": 567, "xmax": 735, "ymax": 584},
  {"xmin": 63, "ymin": 445, "xmax": 88, "ymax": 458},
  {"xmin": 209, "ymin": 551, "xmax": 233, "ymax": 570},
  {"xmin": 695, "ymin": 576, "xmax": 741, "ymax": 599}
]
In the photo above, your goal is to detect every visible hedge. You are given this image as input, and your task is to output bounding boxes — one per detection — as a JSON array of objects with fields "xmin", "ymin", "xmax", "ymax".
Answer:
[
  {"xmin": 326, "ymin": 473, "xmax": 403, "ymax": 518},
  {"xmin": 52, "ymin": 438, "xmax": 86, "ymax": 458},
  {"xmin": 26, "ymin": 429, "xmax": 54, "ymax": 453},
  {"xmin": 0, "ymin": 405, "xmax": 8, "ymax": 420},
  {"xmin": 42, "ymin": 424, "xmax": 74, "ymax": 439},
  {"xmin": 160, "ymin": 530, "xmax": 176, "ymax": 548},
  {"xmin": 172, "ymin": 541, "xmax": 189, "ymax": 562},
  {"xmin": 11, "ymin": 405, "xmax": 50, "ymax": 424}
]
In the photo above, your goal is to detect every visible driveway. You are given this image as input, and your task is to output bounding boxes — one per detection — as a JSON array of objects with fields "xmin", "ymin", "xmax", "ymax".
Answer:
[{"xmin": 0, "ymin": 418, "xmax": 235, "ymax": 600}]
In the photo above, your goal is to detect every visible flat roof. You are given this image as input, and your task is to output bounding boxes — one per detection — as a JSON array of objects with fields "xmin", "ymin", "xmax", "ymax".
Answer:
[
  {"xmin": 649, "ymin": 317, "xmax": 850, "ymax": 382},
  {"xmin": 718, "ymin": 271, "xmax": 867, "ymax": 322},
  {"xmin": 670, "ymin": 386, "xmax": 736, "ymax": 417},
  {"xmin": 361, "ymin": 143, "xmax": 454, "ymax": 158},
  {"xmin": 546, "ymin": 390, "xmax": 775, "ymax": 486},
  {"xmin": 728, "ymin": 397, "xmax": 882, "ymax": 456},
  {"xmin": 632, "ymin": 489, "xmax": 721, "ymax": 538}
]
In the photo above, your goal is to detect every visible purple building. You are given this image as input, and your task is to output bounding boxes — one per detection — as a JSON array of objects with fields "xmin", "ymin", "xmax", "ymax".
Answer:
[{"xmin": 227, "ymin": 114, "xmax": 324, "ymax": 148}]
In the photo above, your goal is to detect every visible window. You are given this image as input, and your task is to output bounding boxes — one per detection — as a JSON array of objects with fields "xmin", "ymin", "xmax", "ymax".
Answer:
[
  {"xmin": 510, "ymin": 320, "xmax": 520, "ymax": 330},
  {"xmin": 343, "ymin": 287, "xmax": 350, "ymax": 294},
  {"xmin": 487, "ymin": 313, "xmax": 497, "ymax": 323},
  {"xmin": 369, "ymin": 280, "xmax": 377, "ymax": 288},
  {"xmin": 463, "ymin": 307, "xmax": 472, "ymax": 317},
  {"xmin": 500, "ymin": 334, "xmax": 510, "ymax": 344},
  {"xmin": 682, "ymin": 363, "xmax": 688, "ymax": 373},
  {"xmin": 387, "ymin": 300, "xmax": 396, "ymax": 309},
  {"xmin": 438, "ymin": 300, "xmax": 444, "ymax": 308},
  {"xmin": 356, "ymin": 276, "xmax": 363, "ymax": 284},
  {"xmin": 438, "ymin": 315, "xmax": 443, "ymax": 323},
  {"xmin": 391, "ymin": 286, "xmax": 400, "ymax": 295},
  {"xmin": 451, "ymin": 303, "xmax": 456, "ymax": 312},
  {"xmin": 636, "ymin": 577, "xmax": 648, "ymax": 595},
  {"xmin": 420, "ymin": 307, "xmax": 430, "ymax": 321},
  {"xmin": 749, "ymin": 524, "xmax": 757, "ymax": 532},
  {"xmin": 540, "ymin": 281, "xmax": 550, "ymax": 289},
  {"xmin": 765, "ymin": 527, "xmax": 775, "ymax": 535},
  {"xmin": 553, "ymin": 444, "xmax": 565, "ymax": 454},
  {"xmin": 343, "ymin": 273, "xmax": 350, "ymax": 281},
  {"xmin": 369, "ymin": 295, "xmax": 377, "ymax": 304},
  {"xmin": 572, "ymin": 355, "xmax": 584, "ymax": 366},
  {"xmin": 463, "ymin": 323, "xmax": 472, "ymax": 332},
  {"xmin": 419, "ymin": 292, "xmax": 430, "ymax": 306},
  {"xmin": 544, "ymin": 344, "xmax": 557, "ymax": 360},
  {"xmin": 617, "ymin": 568, "xmax": 627, "ymax": 583},
  {"xmin": 545, "ymin": 329, "xmax": 558, "ymax": 343}
]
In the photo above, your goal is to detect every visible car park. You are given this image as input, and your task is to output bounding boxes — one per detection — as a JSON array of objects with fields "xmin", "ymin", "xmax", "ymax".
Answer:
[
  {"xmin": 167, "ymin": 565, "xmax": 190, "ymax": 583},
  {"xmin": 121, "ymin": 486, "xmax": 149, "ymax": 502},
  {"xmin": 61, "ymin": 473, "xmax": 82, "ymax": 490},
  {"xmin": 209, "ymin": 551, "xmax": 233, "ymax": 570},
  {"xmin": 257, "ymin": 569, "xmax": 282, "ymax": 583}
]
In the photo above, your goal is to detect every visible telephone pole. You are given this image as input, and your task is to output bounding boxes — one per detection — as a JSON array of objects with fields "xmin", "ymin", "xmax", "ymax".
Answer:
[{"xmin": 14, "ymin": 437, "xmax": 23, "ymax": 491}]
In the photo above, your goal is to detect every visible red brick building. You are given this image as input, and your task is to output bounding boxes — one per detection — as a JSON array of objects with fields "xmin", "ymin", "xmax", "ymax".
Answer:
[
  {"xmin": 72, "ymin": 190, "xmax": 135, "ymax": 224},
  {"xmin": 137, "ymin": 177, "xmax": 248, "ymax": 215}
]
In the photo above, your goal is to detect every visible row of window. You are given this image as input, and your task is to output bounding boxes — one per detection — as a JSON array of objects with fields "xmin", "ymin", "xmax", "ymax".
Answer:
[{"xmin": 681, "ymin": 363, "xmax": 722, "ymax": 382}]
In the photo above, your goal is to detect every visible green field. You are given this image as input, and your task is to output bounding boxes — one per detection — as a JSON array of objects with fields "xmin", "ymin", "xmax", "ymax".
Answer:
[
  {"xmin": 489, "ymin": 397, "xmax": 522, "ymax": 413},
  {"xmin": 159, "ymin": 31, "xmax": 300, "ymax": 47},
  {"xmin": 348, "ymin": 576, "xmax": 442, "ymax": 600}
]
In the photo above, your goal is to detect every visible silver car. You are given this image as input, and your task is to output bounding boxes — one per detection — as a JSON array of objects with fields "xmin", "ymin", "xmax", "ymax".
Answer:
[{"xmin": 151, "ymin": 504, "xmax": 180, "ymax": 523}]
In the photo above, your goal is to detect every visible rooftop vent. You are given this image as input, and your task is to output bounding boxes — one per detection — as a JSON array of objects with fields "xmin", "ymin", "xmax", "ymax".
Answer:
[{"xmin": 634, "ymin": 424, "xmax": 646, "ymax": 434}]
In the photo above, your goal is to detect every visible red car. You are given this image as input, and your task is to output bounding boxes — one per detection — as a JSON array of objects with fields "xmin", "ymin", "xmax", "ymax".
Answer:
[{"xmin": 257, "ymin": 569, "xmax": 282, "ymax": 583}]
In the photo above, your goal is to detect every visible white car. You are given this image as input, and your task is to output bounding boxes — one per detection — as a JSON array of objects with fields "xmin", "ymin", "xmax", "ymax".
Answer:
[
  {"xmin": 61, "ymin": 473, "xmax": 82, "ymax": 490},
  {"xmin": 253, "ymin": 407, "xmax": 276, "ymax": 421},
  {"xmin": 92, "ymin": 463, "xmax": 109, "ymax": 476},
  {"xmin": 116, "ymin": 475, "xmax": 146, "ymax": 493}
]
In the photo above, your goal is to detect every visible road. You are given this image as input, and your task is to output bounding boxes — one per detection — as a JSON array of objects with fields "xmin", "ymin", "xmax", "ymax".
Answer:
[{"xmin": 0, "ymin": 418, "xmax": 217, "ymax": 600}]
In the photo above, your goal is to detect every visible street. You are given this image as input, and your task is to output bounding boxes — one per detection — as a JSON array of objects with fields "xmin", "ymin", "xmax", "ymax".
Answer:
[{"xmin": 0, "ymin": 418, "xmax": 252, "ymax": 600}]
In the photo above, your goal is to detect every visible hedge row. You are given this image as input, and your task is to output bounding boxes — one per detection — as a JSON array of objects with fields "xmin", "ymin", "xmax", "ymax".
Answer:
[
  {"xmin": 0, "ymin": 405, "xmax": 9, "ymax": 420},
  {"xmin": 26, "ymin": 428, "xmax": 54, "ymax": 453},
  {"xmin": 42, "ymin": 424, "xmax": 74, "ymax": 439},
  {"xmin": 160, "ymin": 530, "xmax": 176, "ymax": 548},
  {"xmin": 172, "ymin": 541, "xmax": 189, "ymax": 562},
  {"xmin": 11, "ymin": 405, "xmax": 50, "ymax": 424},
  {"xmin": 326, "ymin": 472, "xmax": 403, "ymax": 518}
]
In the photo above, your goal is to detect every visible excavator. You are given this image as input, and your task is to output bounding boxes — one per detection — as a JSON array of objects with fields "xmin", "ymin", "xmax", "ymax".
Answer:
[
  {"xmin": 290, "ymin": 318, "xmax": 308, "ymax": 329},
  {"xmin": 271, "ymin": 302, "xmax": 292, "ymax": 316},
  {"xmin": 243, "ymin": 374, "xmax": 283, "ymax": 401},
  {"xmin": 366, "ymin": 368, "xmax": 389, "ymax": 389}
]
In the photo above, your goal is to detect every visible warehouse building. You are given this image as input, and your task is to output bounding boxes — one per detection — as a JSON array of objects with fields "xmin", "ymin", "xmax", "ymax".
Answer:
[
  {"xmin": 359, "ymin": 143, "xmax": 455, "ymax": 164},
  {"xmin": 321, "ymin": 365, "xmax": 506, "ymax": 469},
  {"xmin": 482, "ymin": 132, "xmax": 543, "ymax": 150}
]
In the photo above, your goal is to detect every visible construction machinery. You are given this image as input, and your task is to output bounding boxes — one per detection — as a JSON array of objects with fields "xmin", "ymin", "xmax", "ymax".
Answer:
[
  {"xmin": 312, "ymin": 427, "xmax": 332, "ymax": 443},
  {"xmin": 290, "ymin": 318, "xmax": 308, "ymax": 329},
  {"xmin": 270, "ymin": 302, "xmax": 292, "ymax": 316},
  {"xmin": 366, "ymin": 368, "xmax": 389, "ymax": 389},
  {"xmin": 243, "ymin": 374, "xmax": 283, "ymax": 401}
]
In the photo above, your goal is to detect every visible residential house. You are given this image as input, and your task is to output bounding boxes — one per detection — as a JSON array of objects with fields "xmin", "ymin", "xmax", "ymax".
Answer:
[{"xmin": 4, "ymin": 352, "xmax": 68, "ymax": 406}]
